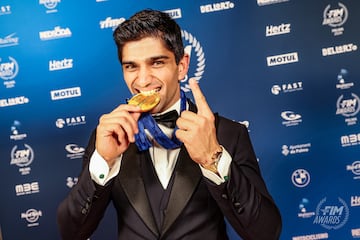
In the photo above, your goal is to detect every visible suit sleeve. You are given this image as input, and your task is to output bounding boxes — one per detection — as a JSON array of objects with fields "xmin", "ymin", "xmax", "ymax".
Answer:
[
  {"xmin": 205, "ymin": 116, "xmax": 282, "ymax": 240},
  {"xmin": 57, "ymin": 130, "xmax": 113, "ymax": 240}
]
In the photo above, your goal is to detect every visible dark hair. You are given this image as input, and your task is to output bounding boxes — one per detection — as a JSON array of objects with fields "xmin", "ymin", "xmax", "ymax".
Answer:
[{"xmin": 113, "ymin": 9, "xmax": 184, "ymax": 64}]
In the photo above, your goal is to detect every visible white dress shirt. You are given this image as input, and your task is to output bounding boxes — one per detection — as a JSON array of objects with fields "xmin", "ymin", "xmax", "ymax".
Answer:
[{"xmin": 89, "ymin": 99, "xmax": 231, "ymax": 189}]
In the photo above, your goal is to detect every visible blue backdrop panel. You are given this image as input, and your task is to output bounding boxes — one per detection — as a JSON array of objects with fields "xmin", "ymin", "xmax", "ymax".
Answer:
[{"xmin": 1, "ymin": 0, "xmax": 360, "ymax": 239}]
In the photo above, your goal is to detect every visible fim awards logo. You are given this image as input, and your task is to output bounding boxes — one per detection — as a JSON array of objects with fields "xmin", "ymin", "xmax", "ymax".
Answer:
[
  {"xmin": 10, "ymin": 143, "xmax": 34, "ymax": 175},
  {"xmin": 0, "ymin": 56, "xmax": 18, "ymax": 88},
  {"xmin": 322, "ymin": 2, "xmax": 348, "ymax": 36},
  {"xmin": 180, "ymin": 30, "xmax": 205, "ymax": 93},
  {"xmin": 313, "ymin": 197, "xmax": 349, "ymax": 230},
  {"xmin": 336, "ymin": 93, "xmax": 359, "ymax": 125}
]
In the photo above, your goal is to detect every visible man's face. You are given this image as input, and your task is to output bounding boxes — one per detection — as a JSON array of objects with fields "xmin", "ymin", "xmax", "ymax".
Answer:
[{"xmin": 121, "ymin": 37, "xmax": 189, "ymax": 113}]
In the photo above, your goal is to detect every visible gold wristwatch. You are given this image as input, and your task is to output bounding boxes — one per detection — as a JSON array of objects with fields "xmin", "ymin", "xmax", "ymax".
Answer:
[{"xmin": 203, "ymin": 145, "xmax": 223, "ymax": 173}]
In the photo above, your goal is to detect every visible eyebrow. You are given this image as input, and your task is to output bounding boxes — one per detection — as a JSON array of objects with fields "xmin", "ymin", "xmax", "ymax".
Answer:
[{"xmin": 122, "ymin": 55, "xmax": 170, "ymax": 65}]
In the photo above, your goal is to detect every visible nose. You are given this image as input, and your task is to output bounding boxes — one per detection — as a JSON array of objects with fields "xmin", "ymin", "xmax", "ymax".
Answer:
[{"xmin": 136, "ymin": 66, "xmax": 152, "ymax": 88}]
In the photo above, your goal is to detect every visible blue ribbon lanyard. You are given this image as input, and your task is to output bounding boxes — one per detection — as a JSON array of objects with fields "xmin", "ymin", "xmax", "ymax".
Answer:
[{"xmin": 135, "ymin": 90, "xmax": 186, "ymax": 151}]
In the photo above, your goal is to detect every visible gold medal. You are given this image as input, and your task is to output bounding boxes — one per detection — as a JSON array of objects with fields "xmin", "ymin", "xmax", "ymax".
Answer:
[{"xmin": 128, "ymin": 91, "xmax": 160, "ymax": 111}]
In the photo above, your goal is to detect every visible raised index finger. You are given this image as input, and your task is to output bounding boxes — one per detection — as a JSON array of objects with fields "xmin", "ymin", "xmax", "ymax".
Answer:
[{"xmin": 189, "ymin": 78, "xmax": 212, "ymax": 116}]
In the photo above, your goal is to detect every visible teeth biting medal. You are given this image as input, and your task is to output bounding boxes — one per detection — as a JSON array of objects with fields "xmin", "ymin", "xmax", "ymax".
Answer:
[{"xmin": 128, "ymin": 91, "xmax": 160, "ymax": 111}]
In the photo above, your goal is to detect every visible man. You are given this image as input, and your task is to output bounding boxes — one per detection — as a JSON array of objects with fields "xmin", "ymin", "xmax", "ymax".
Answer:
[{"xmin": 57, "ymin": 9, "xmax": 282, "ymax": 240}]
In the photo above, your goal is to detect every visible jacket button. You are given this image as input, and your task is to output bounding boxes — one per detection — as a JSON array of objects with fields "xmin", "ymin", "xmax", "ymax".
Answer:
[
  {"xmin": 81, "ymin": 208, "xmax": 87, "ymax": 215},
  {"xmin": 221, "ymin": 194, "xmax": 228, "ymax": 200},
  {"xmin": 236, "ymin": 206, "xmax": 244, "ymax": 214}
]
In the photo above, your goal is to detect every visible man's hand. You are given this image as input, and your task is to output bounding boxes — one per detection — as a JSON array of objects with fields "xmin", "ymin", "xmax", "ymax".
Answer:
[
  {"xmin": 175, "ymin": 78, "xmax": 221, "ymax": 168},
  {"xmin": 95, "ymin": 104, "xmax": 142, "ymax": 167}
]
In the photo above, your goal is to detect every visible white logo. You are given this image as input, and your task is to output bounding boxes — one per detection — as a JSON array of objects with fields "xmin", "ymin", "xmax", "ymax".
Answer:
[
  {"xmin": 291, "ymin": 169, "xmax": 310, "ymax": 188},
  {"xmin": 0, "ymin": 96, "xmax": 29, "ymax": 107},
  {"xmin": 50, "ymin": 87, "xmax": 81, "ymax": 100},
  {"xmin": 322, "ymin": 2, "xmax": 348, "ymax": 36},
  {"xmin": 281, "ymin": 111, "xmax": 302, "ymax": 126},
  {"xmin": 336, "ymin": 68, "xmax": 354, "ymax": 90},
  {"xmin": 65, "ymin": 143, "xmax": 85, "ymax": 159},
  {"xmin": 55, "ymin": 118, "xmax": 65, "ymax": 128},
  {"xmin": 239, "ymin": 120, "xmax": 249, "ymax": 129},
  {"xmin": 163, "ymin": 8, "xmax": 182, "ymax": 19},
  {"xmin": 267, "ymin": 52, "xmax": 298, "ymax": 66},
  {"xmin": 341, "ymin": 133, "xmax": 360, "ymax": 147},
  {"xmin": 298, "ymin": 198, "xmax": 315, "ymax": 218},
  {"xmin": 15, "ymin": 182, "xmax": 40, "ymax": 196},
  {"xmin": 10, "ymin": 120, "xmax": 27, "ymax": 140},
  {"xmin": 65, "ymin": 144, "xmax": 85, "ymax": 154},
  {"xmin": 39, "ymin": 0, "xmax": 60, "ymax": 9},
  {"xmin": 10, "ymin": 144, "xmax": 34, "ymax": 175},
  {"xmin": 66, "ymin": 177, "xmax": 78, "ymax": 188},
  {"xmin": 257, "ymin": 0, "xmax": 289, "ymax": 6},
  {"xmin": 351, "ymin": 196, "xmax": 360, "ymax": 207},
  {"xmin": 49, "ymin": 58, "xmax": 73, "ymax": 71},
  {"xmin": 200, "ymin": 1, "xmax": 235, "ymax": 14},
  {"xmin": 352, "ymin": 228, "xmax": 360, "ymax": 238},
  {"xmin": 56, "ymin": 116, "xmax": 86, "ymax": 128},
  {"xmin": 99, "ymin": 17, "xmax": 126, "ymax": 30},
  {"xmin": 39, "ymin": 0, "xmax": 60, "ymax": 13},
  {"xmin": 313, "ymin": 197, "xmax": 349, "ymax": 230},
  {"xmin": 282, "ymin": 143, "xmax": 311, "ymax": 156},
  {"xmin": 0, "ymin": 5, "xmax": 11, "ymax": 15},
  {"xmin": 292, "ymin": 233, "xmax": 329, "ymax": 240},
  {"xmin": 180, "ymin": 30, "xmax": 205, "ymax": 92},
  {"xmin": 39, "ymin": 26, "xmax": 72, "ymax": 40},
  {"xmin": 0, "ymin": 33, "xmax": 19, "ymax": 48},
  {"xmin": 271, "ymin": 81, "xmax": 303, "ymax": 95},
  {"xmin": 21, "ymin": 209, "xmax": 42, "ymax": 227},
  {"xmin": 322, "ymin": 43, "xmax": 357, "ymax": 56},
  {"xmin": 336, "ymin": 93, "xmax": 359, "ymax": 126},
  {"xmin": 0, "ymin": 56, "xmax": 19, "ymax": 80},
  {"xmin": 266, "ymin": 23, "xmax": 291, "ymax": 37},
  {"xmin": 336, "ymin": 93, "xmax": 359, "ymax": 117},
  {"xmin": 346, "ymin": 161, "xmax": 360, "ymax": 179}
]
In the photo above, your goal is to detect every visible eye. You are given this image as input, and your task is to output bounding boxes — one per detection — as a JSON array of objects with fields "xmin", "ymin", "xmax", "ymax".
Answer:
[
  {"xmin": 152, "ymin": 60, "xmax": 164, "ymax": 67},
  {"xmin": 123, "ymin": 63, "xmax": 137, "ymax": 71}
]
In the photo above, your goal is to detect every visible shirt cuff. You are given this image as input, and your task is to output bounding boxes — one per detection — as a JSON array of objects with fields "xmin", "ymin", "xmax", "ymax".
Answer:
[
  {"xmin": 200, "ymin": 146, "xmax": 231, "ymax": 185},
  {"xmin": 89, "ymin": 150, "xmax": 122, "ymax": 186}
]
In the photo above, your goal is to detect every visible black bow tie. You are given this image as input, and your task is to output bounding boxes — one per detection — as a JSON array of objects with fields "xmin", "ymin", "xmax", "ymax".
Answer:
[{"xmin": 152, "ymin": 110, "xmax": 179, "ymax": 128}]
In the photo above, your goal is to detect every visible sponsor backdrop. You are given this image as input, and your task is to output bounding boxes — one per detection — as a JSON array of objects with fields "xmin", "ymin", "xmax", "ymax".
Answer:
[{"xmin": 0, "ymin": 0, "xmax": 360, "ymax": 239}]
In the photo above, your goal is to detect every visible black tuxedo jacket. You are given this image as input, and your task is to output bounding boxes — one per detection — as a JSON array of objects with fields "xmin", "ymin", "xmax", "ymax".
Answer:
[{"xmin": 57, "ymin": 109, "xmax": 282, "ymax": 240}]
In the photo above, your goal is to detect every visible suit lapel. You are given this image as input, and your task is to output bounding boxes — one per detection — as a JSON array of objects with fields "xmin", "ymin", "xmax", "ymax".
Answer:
[
  {"xmin": 119, "ymin": 144, "xmax": 159, "ymax": 236},
  {"xmin": 119, "ymin": 99, "xmax": 200, "ymax": 236},
  {"xmin": 161, "ymin": 145, "xmax": 202, "ymax": 235}
]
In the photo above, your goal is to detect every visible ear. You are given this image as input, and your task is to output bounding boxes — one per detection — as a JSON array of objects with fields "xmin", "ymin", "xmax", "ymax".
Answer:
[{"xmin": 178, "ymin": 53, "xmax": 190, "ymax": 81}]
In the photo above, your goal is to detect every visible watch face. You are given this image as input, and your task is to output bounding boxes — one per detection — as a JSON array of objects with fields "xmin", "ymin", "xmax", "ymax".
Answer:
[{"xmin": 211, "ymin": 146, "xmax": 223, "ymax": 161}]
